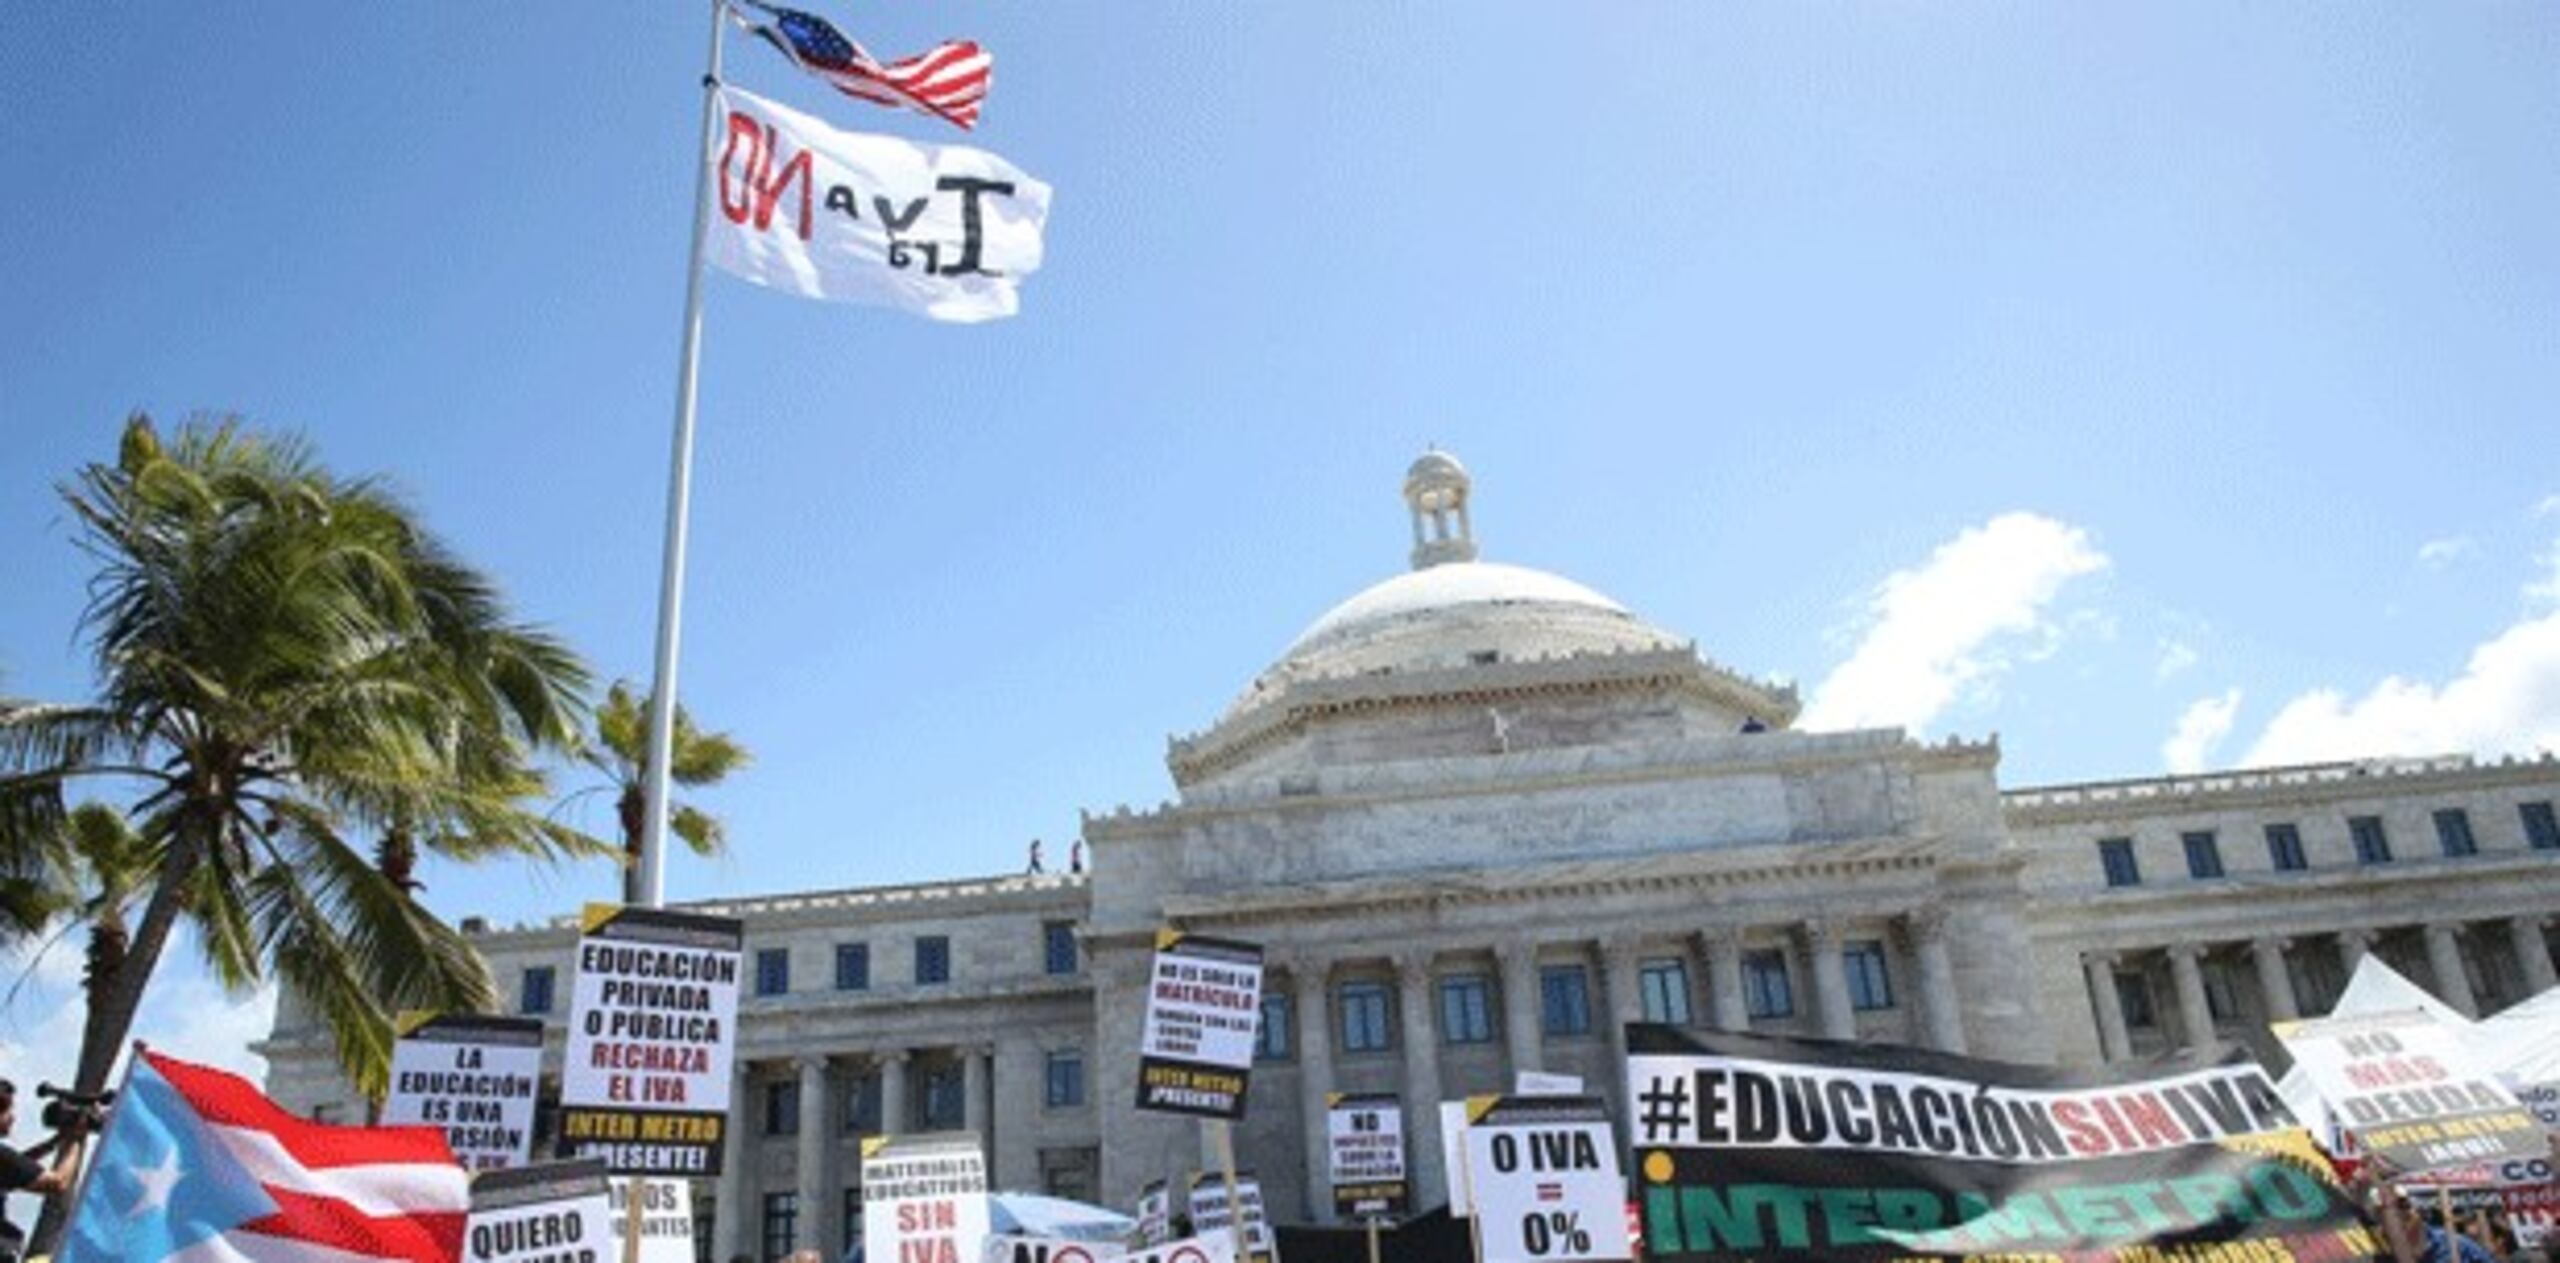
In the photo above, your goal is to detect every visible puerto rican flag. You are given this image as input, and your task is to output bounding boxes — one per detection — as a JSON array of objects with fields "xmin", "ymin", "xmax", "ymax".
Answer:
[{"xmin": 60, "ymin": 1050, "xmax": 466, "ymax": 1263}]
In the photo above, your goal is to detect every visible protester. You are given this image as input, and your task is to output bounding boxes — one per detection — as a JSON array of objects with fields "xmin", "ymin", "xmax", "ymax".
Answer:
[{"xmin": 0, "ymin": 1080, "xmax": 89, "ymax": 1263}]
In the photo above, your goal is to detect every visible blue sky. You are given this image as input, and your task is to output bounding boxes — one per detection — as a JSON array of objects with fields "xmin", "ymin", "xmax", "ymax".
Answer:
[{"xmin": 2, "ymin": 4, "xmax": 2557, "ymax": 1082}]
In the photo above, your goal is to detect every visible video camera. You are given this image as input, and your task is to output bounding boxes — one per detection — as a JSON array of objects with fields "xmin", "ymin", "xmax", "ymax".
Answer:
[{"xmin": 33, "ymin": 1084, "xmax": 114, "ymax": 1138}]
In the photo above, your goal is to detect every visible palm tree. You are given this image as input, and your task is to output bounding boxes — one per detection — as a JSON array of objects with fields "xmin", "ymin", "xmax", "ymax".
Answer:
[
  {"xmin": 54, "ymin": 804, "xmax": 154, "ymax": 1067},
  {"xmin": 0, "ymin": 415, "xmax": 604, "ymax": 1108},
  {"xmin": 570, "ymin": 680, "xmax": 749, "ymax": 905}
]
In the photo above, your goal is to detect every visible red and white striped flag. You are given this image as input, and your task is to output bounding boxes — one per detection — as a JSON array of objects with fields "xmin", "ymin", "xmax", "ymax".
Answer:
[
  {"xmin": 61, "ymin": 1050, "xmax": 467, "ymax": 1263},
  {"xmin": 733, "ymin": 1, "xmax": 992, "ymax": 131}
]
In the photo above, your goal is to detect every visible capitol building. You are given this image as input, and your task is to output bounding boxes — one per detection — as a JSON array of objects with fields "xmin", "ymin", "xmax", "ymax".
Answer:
[{"xmin": 259, "ymin": 452, "xmax": 2560, "ymax": 1262}]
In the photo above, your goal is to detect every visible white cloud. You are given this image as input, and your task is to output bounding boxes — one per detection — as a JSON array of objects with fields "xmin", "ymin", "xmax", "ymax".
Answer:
[
  {"xmin": 2162, "ymin": 689, "xmax": 2243, "ymax": 774},
  {"xmin": 2416, "ymin": 536, "xmax": 2477, "ymax": 570},
  {"xmin": 1802, "ymin": 513, "xmax": 2110, "ymax": 733},
  {"xmin": 2533, "ymin": 494, "xmax": 2560, "ymax": 520},
  {"xmin": 2155, "ymin": 639, "xmax": 2200, "ymax": 681},
  {"xmin": 2241, "ymin": 608, "xmax": 2560, "ymax": 766},
  {"xmin": 0, "ymin": 928, "xmax": 275, "ymax": 1104}
]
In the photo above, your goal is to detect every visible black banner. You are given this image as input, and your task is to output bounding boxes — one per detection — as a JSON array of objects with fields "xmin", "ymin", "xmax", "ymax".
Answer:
[{"xmin": 1627, "ymin": 1025, "xmax": 2388, "ymax": 1262}]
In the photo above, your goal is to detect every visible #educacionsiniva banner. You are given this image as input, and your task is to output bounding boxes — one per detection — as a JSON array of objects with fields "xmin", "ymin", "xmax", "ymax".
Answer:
[{"xmin": 1627, "ymin": 1025, "xmax": 2388, "ymax": 1262}]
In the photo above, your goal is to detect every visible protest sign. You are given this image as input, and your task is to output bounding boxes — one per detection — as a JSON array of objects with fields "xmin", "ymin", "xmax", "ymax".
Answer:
[
  {"xmin": 862, "ymin": 1132, "xmax": 991, "ymax": 1263},
  {"xmin": 1324, "ymin": 1092, "xmax": 1409, "ymax": 1220},
  {"xmin": 466, "ymin": 1159, "xmax": 610, "ymax": 1263},
  {"xmin": 1121, "ymin": 1230, "xmax": 1238, "ymax": 1263},
  {"xmin": 1135, "ymin": 1180, "xmax": 1171, "ymax": 1246},
  {"xmin": 386, "ymin": 1012, "xmax": 544, "ymax": 1171},
  {"xmin": 2275, "ymin": 1008, "xmax": 2547, "ymax": 1175},
  {"xmin": 1136, "ymin": 932, "xmax": 1264, "ymax": 1120},
  {"xmin": 1515, "ymin": 1072, "xmax": 1583, "ymax": 1097},
  {"xmin": 983, "ymin": 1237, "xmax": 1116, "ymax": 1263},
  {"xmin": 1460, "ymin": 1095, "xmax": 1634, "ymax": 1263},
  {"xmin": 604, "ymin": 1177, "xmax": 693, "ymax": 1263},
  {"xmin": 1628, "ymin": 1024, "xmax": 2382, "ymax": 1262},
  {"xmin": 1439, "ymin": 1101, "xmax": 1477, "ymax": 1218},
  {"xmin": 558, "ymin": 904, "xmax": 742, "ymax": 1175},
  {"xmin": 1188, "ymin": 1172, "xmax": 1278, "ymax": 1263}
]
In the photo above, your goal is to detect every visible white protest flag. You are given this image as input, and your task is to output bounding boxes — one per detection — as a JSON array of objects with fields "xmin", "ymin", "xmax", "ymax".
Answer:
[{"xmin": 705, "ymin": 84, "xmax": 1050, "ymax": 323}]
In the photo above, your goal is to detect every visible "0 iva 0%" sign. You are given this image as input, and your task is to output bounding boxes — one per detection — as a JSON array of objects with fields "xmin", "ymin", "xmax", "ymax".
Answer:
[{"xmin": 1460, "ymin": 1096, "xmax": 1633, "ymax": 1263}]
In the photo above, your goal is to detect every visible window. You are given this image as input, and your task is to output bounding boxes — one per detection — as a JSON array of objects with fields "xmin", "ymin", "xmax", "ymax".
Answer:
[
  {"xmin": 2289, "ymin": 951, "xmax": 2346, "ymax": 1016},
  {"xmin": 2099, "ymin": 838, "xmax": 2141, "ymax": 887},
  {"xmin": 1339, "ymin": 981, "xmax": 1393, "ymax": 1052},
  {"xmin": 764, "ymin": 1079, "xmax": 800, "ymax": 1136},
  {"xmin": 1639, "ymin": 959, "xmax": 1693, "ymax": 1026},
  {"xmin": 755, "ymin": 948, "xmax": 790, "ymax": 997},
  {"xmin": 1539, "ymin": 966, "xmax": 1592, "ymax": 1036},
  {"xmin": 1044, "ymin": 922, "xmax": 1079, "ymax": 976},
  {"xmin": 1045, "ymin": 1049, "xmax": 1085, "ymax": 1108},
  {"xmin": 519, "ymin": 966, "xmax": 555, "ymax": 1015},
  {"xmin": 2202, "ymin": 960, "xmax": 2241, "ymax": 1023},
  {"xmin": 2265, "ymin": 823, "xmax": 2307, "ymax": 872},
  {"xmin": 1743, "ymin": 951, "xmax": 1794, "ymax": 1020},
  {"xmin": 2434, "ymin": 809, "xmax": 2478, "ymax": 858},
  {"xmin": 2181, "ymin": 831, "xmax": 2224, "ymax": 879},
  {"xmin": 1439, "ymin": 975, "xmax": 1495, "ymax": 1044},
  {"xmin": 1256, "ymin": 993, "xmax": 1293, "ymax": 1062},
  {"xmin": 841, "ymin": 1191, "xmax": 864, "ymax": 1257},
  {"xmin": 921, "ymin": 1065, "xmax": 964, "ymax": 1129},
  {"xmin": 2525, "ymin": 802, "xmax": 2560, "ymax": 851},
  {"xmin": 842, "ymin": 1070, "xmax": 882, "ymax": 1134},
  {"xmin": 1844, "ymin": 941, "xmax": 1894, "ymax": 1011},
  {"xmin": 2114, "ymin": 973, "xmax": 2156, "ymax": 1029},
  {"xmin": 915, "ymin": 935, "xmax": 950, "ymax": 985},
  {"xmin": 2350, "ymin": 816, "xmax": 2392, "ymax": 864},
  {"xmin": 836, "ymin": 943, "xmax": 870, "ymax": 991},
  {"xmin": 760, "ymin": 1191, "xmax": 797, "ymax": 1263}
]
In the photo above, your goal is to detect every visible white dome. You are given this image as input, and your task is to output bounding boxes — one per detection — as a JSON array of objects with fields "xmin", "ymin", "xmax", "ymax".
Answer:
[{"xmin": 1226, "ymin": 560, "xmax": 1685, "ymax": 717}]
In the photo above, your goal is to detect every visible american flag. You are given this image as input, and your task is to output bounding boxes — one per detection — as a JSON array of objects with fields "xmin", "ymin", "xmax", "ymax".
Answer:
[
  {"xmin": 733, "ymin": 1, "xmax": 991, "ymax": 131},
  {"xmin": 60, "ymin": 1050, "xmax": 466, "ymax": 1263}
]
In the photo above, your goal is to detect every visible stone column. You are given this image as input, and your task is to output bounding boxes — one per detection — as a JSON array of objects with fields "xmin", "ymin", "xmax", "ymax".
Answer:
[
  {"xmin": 2336, "ymin": 928, "xmax": 2376, "ymax": 974},
  {"xmin": 1601, "ymin": 939, "xmax": 1646, "ymax": 1064},
  {"xmin": 712, "ymin": 1061, "xmax": 751, "ymax": 1263},
  {"xmin": 2425, "ymin": 923, "xmax": 2480, "ymax": 1018},
  {"xmin": 2083, "ymin": 953, "xmax": 2130, "ymax": 1062},
  {"xmin": 878, "ymin": 1049, "xmax": 910, "ymax": 1136},
  {"xmin": 1798, "ymin": 921, "xmax": 1855, "ymax": 1040},
  {"xmin": 1394, "ymin": 951, "xmax": 1447, "ymax": 1207},
  {"xmin": 796, "ymin": 1054, "xmax": 832, "ymax": 1258},
  {"xmin": 962, "ymin": 1045, "xmax": 989, "ymax": 1137},
  {"xmin": 2167, "ymin": 945, "xmax": 2216, "ymax": 1052},
  {"xmin": 1905, "ymin": 910, "xmax": 1966, "ymax": 1053},
  {"xmin": 2251, "ymin": 937, "xmax": 2299, "ymax": 1023},
  {"xmin": 1497, "ymin": 943, "xmax": 1544, "ymax": 1080},
  {"xmin": 1697, "ymin": 928, "xmax": 1748, "ymax": 1033},
  {"xmin": 1292, "ymin": 960, "xmax": 1337, "ymax": 1222},
  {"xmin": 2511, "ymin": 916, "xmax": 2559, "ymax": 996}
]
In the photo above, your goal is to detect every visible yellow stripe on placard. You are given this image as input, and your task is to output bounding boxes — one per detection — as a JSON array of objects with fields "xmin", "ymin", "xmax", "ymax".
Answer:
[
  {"xmin": 1326, "ymin": 1092, "xmax": 1345, "ymax": 1108},
  {"xmin": 1155, "ymin": 927, "xmax": 1183, "ymax": 952},
  {"xmin": 1465, "ymin": 1094, "xmax": 1500, "ymax": 1125},
  {"xmin": 393, "ymin": 1010, "xmax": 436, "ymax": 1038},
  {"xmin": 581, "ymin": 902, "xmax": 620, "ymax": 933},
  {"xmin": 861, "ymin": 1135, "xmax": 890, "ymax": 1159}
]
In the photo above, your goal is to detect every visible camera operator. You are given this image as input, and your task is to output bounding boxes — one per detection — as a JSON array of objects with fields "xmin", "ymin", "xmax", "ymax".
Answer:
[{"xmin": 0, "ymin": 1079, "xmax": 91, "ymax": 1263}]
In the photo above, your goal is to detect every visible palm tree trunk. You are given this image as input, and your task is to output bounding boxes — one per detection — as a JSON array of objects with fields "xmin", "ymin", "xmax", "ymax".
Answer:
[
  {"xmin": 32, "ymin": 825, "xmax": 205, "ymax": 1257},
  {"xmin": 618, "ymin": 783, "xmax": 645, "ymax": 906}
]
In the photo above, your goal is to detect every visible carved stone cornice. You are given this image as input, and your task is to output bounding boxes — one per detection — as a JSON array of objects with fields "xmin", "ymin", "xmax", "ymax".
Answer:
[{"xmin": 2001, "ymin": 753, "xmax": 2557, "ymax": 826}]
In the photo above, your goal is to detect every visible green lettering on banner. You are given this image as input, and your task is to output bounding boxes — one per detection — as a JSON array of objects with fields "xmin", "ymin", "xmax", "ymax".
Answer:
[
  {"xmin": 2167, "ymin": 1173, "xmax": 2247, "ymax": 1225},
  {"xmin": 2052, "ymin": 1185, "xmax": 2137, "ymax": 1241},
  {"xmin": 1817, "ymin": 1189, "xmax": 1880, "ymax": 1246},
  {"xmin": 2247, "ymin": 1163, "xmax": 2329, "ymax": 1222},
  {"xmin": 1644, "ymin": 1184, "xmax": 1684, "ymax": 1253},
  {"xmin": 1872, "ymin": 1188, "xmax": 1942, "ymax": 1237},
  {"xmin": 1764, "ymin": 1185, "xmax": 1819, "ymax": 1250},
  {"xmin": 1669, "ymin": 1184, "xmax": 1769, "ymax": 1251},
  {"xmin": 1952, "ymin": 1188, "xmax": 2068, "ymax": 1247}
]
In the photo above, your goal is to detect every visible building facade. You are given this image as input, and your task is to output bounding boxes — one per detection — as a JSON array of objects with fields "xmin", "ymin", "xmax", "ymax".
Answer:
[{"xmin": 258, "ymin": 452, "xmax": 2560, "ymax": 1263}]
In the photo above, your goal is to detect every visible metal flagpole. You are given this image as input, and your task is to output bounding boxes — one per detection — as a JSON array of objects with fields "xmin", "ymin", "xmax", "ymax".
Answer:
[
  {"xmin": 636, "ymin": 0, "xmax": 730, "ymax": 914},
  {"xmin": 627, "ymin": 7, "xmax": 726, "ymax": 1263}
]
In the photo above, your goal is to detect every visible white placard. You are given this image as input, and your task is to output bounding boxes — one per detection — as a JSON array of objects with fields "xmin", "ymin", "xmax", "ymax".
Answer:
[
  {"xmin": 1134, "ymin": 1180, "xmax": 1171, "ymax": 1246},
  {"xmin": 1135, "ymin": 933, "xmax": 1264, "ymax": 1120},
  {"xmin": 864, "ymin": 1133, "xmax": 992, "ymax": 1263},
  {"xmin": 1460, "ymin": 1096, "xmax": 1633, "ymax": 1263},
  {"xmin": 465, "ymin": 1160, "xmax": 610, "ymax": 1263},
  {"xmin": 1438, "ymin": 1101, "xmax": 1477, "ymax": 1218},
  {"xmin": 1188, "ymin": 1173, "xmax": 1278, "ymax": 1263},
  {"xmin": 605, "ymin": 1177, "xmax": 695, "ymax": 1263},
  {"xmin": 2275, "ymin": 1008, "xmax": 2546, "ymax": 1174},
  {"xmin": 1514, "ymin": 1071, "xmax": 1583, "ymax": 1097},
  {"xmin": 385, "ymin": 1013, "xmax": 544, "ymax": 1171},
  {"xmin": 1121, "ymin": 1230, "xmax": 1238, "ymax": 1263},
  {"xmin": 1325, "ymin": 1093, "xmax": 1408, "ymax": 1219},
  {"xmin": 982, "ymin": 1236, "xmax": 1116, "ymax": 1263},
  {"xmin": 559, "ymin": 904, "xmax": 743, "ymax": 1175}
]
